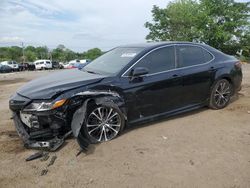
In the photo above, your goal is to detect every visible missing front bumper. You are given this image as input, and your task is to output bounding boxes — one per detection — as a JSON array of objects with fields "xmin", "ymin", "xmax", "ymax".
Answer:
[{"xmin": 12, "ymin": 112, "xmax": 70, "ymax": 151}]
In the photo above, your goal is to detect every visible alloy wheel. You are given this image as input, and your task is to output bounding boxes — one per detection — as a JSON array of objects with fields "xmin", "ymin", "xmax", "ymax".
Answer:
[
  {"xmin": 86, "ymin": 106, "xmax": 121, "ymax": 142},
  {"xmin": 213, "ymin": 80, "xmax": 231, "ymax": 108}
]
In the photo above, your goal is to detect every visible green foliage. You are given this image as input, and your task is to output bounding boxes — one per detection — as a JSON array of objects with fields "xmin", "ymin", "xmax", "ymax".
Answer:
[
  {"xmin": 239, "ymin": 31, "xmax": 250, "ymax": 61},
  {"xmin": 82, "ymin": 48, "xmax": 103, "ymax": 60},
  {"xmin": 0, "ymin": 45, "xmax": 103, "ymax": 63},
  {"xmin": 24, "ymin": 46, "xmax": 37, "ymax": 62},
  {"xmin": 145, "ymin": 1, "xmax": 201, "ymax": 42},
  {"xmin": 35, "ymin": 46, "xmax": 49, "ymax": 59},
  {"xmin": 0, "ymin": 47, "xmax": 10, "ymax": 61},
  {"xmin": 0, "ymin": 46, "xmax": 23, "ymax": 62},
  {"xmin": 51, "ymin": 47, "xmax": 103, "ymax": 62},
  {"xmin": 145, "ymin": 0, "xmax": 250, "ymax": 57}
]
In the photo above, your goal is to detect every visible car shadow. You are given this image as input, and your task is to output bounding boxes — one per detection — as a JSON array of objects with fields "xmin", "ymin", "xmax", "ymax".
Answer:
[
  {"xmin": 123, "ymin": 107, "xmax": 207, "ymax": 134},
  {"xmin": 231, "ymin": 92, "xmax": 241, "ymax": 102},
  {"xmin": 72, "ymin": 94, "xmax": 241, "ymax": 155},
  {"xmin": 122, "ymin": 93, "xmax": 240, "ymax": 136},
  {"xmin": 121, "ymin": 107, "xmax": 210, "ymax": 137}
]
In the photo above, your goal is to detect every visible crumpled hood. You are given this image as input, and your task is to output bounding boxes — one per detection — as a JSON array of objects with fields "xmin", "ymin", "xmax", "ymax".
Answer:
[{"xmin": 17, "ymin": 69, "xmax": 106, "ymax": 100}]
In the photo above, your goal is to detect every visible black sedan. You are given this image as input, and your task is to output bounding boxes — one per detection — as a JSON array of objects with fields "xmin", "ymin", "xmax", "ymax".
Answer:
[
  {"xmin": 9, "ymin": 42, "xmax": 242, "ymax": 150},
  {"xmin": 0, "ymin": 64, "xmax": 12, "ymax": 73}
]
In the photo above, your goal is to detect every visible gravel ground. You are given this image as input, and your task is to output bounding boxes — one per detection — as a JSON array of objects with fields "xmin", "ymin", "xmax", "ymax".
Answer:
[{"xmin": 0, "ymin": 66, "xmax": 250, "ymax": 188}]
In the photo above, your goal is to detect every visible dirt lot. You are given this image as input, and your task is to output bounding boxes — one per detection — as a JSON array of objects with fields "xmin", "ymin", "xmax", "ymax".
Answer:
[{"xmin": 0, "ymin": 67, "xmax": 250, "ymax": 188}]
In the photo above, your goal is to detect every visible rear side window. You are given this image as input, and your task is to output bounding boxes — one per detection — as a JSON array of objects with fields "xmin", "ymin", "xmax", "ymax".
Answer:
[
  {"xmin": 132, "ymin": 46, "xmax": 175, "ymax": 74},
  {"xmin": 46, "ymin": 61, "xmax": 51, "ymax": 64},
  {"xmin": 177, "ymin": 45, "xmax": 213, "ymax": 68}
]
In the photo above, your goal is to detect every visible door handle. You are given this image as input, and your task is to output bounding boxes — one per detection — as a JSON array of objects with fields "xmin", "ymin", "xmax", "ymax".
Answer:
[{"xmin": 172, "ymin": 74, "xmax": 179, "ymax": 78}]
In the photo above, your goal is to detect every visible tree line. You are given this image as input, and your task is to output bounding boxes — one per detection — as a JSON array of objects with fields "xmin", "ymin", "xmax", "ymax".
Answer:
[
  {"xmin": 145, "ymin": 0, "xmax": 250, "ymax": 61},
  {"xmin": 0, "ymin": 44, "xmax": 103, "ymax": 63},
  {"xmin": 1, "ymin": 0, "xmax": 249, "ymax": 63}
]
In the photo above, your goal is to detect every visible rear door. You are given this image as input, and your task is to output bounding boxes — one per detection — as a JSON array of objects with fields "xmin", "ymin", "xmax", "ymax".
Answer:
[{"xmin": 176, "ymin": 45, "xmax": 214, "ymax": 105}]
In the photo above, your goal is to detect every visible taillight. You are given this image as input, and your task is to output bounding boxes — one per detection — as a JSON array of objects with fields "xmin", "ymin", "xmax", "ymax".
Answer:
[{"xmin": 235, "ymin": 61, "xmax": 242, "ymax": 69}]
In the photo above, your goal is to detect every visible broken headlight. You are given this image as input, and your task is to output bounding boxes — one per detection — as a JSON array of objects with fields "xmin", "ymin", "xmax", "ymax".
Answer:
[{"xmin": 23, "ymin": 99, "xmax": 67, "ymax": 112}]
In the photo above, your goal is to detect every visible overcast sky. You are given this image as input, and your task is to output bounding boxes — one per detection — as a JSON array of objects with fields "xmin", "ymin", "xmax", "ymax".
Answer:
[{"xmin": 0, "ymin": 0, "xmax": 248, "ymax": 52}]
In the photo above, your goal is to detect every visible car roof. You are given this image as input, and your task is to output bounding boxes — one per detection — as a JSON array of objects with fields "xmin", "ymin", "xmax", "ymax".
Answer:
[{"xmin": 119, "ymin": 41, "xmax": 210, "ymax": 50}]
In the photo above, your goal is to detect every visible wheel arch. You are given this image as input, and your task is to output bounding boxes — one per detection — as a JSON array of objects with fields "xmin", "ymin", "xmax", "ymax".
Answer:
[
  {"xmin": 69, "ymin": 90, "xmax": 127, "ymax": 149},
  {"xmin": 213, "ymin": 73, "xmax": 234, "ymax": 94}
]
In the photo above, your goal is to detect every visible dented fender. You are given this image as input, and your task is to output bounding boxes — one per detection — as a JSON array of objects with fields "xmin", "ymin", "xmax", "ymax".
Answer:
[{"xmin": 70, "ymin": 90, "xmax": 127, "ymax": 149}]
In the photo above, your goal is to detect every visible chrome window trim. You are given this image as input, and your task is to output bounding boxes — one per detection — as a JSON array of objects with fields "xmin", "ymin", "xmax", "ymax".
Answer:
[{"xmin": 121, "ymin": 44, "xmax": 215, "ymax": 78}]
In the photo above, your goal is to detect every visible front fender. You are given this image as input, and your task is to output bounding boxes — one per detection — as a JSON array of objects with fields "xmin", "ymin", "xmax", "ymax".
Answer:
[{"xmin": 70, "ymin": 90, "xmax": 127, "ymax": 149}]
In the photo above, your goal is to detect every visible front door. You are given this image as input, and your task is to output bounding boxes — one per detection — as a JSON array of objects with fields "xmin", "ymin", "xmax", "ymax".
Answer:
[{"xmin": 120, "ymin": 46, "xmax": 183, "ymax": 121}]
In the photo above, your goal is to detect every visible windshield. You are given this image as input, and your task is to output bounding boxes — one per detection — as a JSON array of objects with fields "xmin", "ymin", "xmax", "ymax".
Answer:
[{"xmin": 82, "ymin": 47, "xmax": 143, "ymax": 75}]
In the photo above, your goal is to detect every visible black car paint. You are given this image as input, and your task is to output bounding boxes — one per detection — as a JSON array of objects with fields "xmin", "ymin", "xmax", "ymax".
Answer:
[
  {"xmin": 9, "ymin": 42, "xmax": 242, "ymax": 150},
  {"xmin": 0, "ymin": 65, "xmax": 13, "ymax": 73},
  {"xmin": 17, "ymin": 69, "xmax": 107, "ymax": 99}
]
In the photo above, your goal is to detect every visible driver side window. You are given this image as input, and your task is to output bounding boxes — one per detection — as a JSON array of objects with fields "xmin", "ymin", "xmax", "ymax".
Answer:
[{"xmin": 131, "ymin": 46, "xmax": 175, "ymax": 75}]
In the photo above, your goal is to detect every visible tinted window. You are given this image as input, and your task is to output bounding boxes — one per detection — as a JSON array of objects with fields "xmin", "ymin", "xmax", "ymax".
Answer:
[
  {"xmin": 83, "ymin": 47, "xmax": 143, "ymax": 75},
  {"xmin": 203, "ymin": 49, "xmax": 213, "ymax": 62},
  {"xmin": 131, "ymin": 46, "xmax": 175, "ymax": 74},
  {"xmin": 46, "ymin": 61, "xmax": 51, "ymax": 64},
  {"xmin": 177, "ymin": 45, "xmax": 213, "ymax": 68}
]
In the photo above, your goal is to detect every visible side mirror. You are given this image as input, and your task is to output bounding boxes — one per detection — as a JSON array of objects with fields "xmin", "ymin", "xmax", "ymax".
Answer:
[{"xmin": 131, "ymin": 67, "xmax": 149, "ymax": 77}]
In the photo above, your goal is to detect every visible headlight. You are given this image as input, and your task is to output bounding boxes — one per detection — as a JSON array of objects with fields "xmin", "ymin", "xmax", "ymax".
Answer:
[{"xmin": 23, "ymin": 99, "xmax": 67, "ymax": 112}]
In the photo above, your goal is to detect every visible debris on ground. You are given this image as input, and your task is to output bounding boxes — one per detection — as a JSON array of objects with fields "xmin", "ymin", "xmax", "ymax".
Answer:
[
  {"xmin": 25, "ymin": 151, "xmax": 44, "ymax": 162},
  {"xmin": 8, "ymin": 133, "xmax": 18, "ymax": 138},
  {"xmin": 189, "ymin": 160, "xmax": 194, "ymax": 166},
  {"xmin": 40, "ymin": 152, "xmax": 50, "ymax": 162},
  {"xmin": 40, "ymin": 168, "xmax": 48, "ymax": 176},
  {"xmin": 87, "ymin": 178, "xmax": 94, "ymax": 185},
  {"xmin": 162, "ymin": 136, "xmax": 168, "ymax": 140},
  {"xmin": 76, "ymin": 148, "xmax": 86, "ymax": 157},
  {"xmin": 24, "ymin": 137, "xmax": 64, "ymax": 151},
  {"xmin": 76, "ymin": 149, "xmax": 82, "ymax": 157},
  {"xmin": 48, "ymin": 155, "xmax": 57, "ymax": 167}
]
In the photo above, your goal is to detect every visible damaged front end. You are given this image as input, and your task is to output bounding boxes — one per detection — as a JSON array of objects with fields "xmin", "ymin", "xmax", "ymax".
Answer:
[
  {"xmin": 9, "ymin": 92, "xmax": 78, "ymax": 151},
  {"xmin": 9, "ymin": 90, "xmax": 126, "ymax": 151},
  {"xmin": 71, "ymin": 90, "xmax": 127, "ymax": 149}
]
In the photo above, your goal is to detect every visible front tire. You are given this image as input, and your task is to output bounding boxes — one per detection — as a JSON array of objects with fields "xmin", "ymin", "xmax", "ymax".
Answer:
[
  {"xmin": 82, "ymin": 105, "xmax": 125, "ymax": 144},
  {"xmin": 209, "ymin": 79, "xmax": 232, "ymax": 109}
]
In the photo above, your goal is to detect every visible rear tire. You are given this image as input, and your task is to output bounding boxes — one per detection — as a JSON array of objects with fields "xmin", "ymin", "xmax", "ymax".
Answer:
[{"xmin": 209, "ymin": 79, "xmax": 232, "ymax": 109}]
